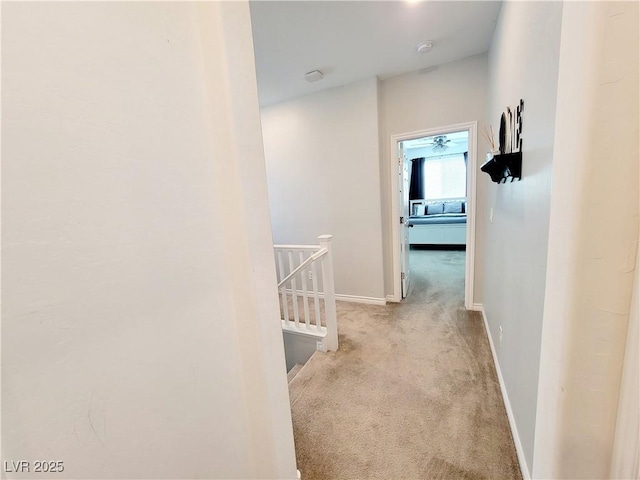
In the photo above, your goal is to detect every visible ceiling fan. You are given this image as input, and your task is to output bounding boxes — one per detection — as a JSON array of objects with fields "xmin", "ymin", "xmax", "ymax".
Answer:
[{"xmin": 427, "ymin": 135, "xmax": 453, "ymax": 153}]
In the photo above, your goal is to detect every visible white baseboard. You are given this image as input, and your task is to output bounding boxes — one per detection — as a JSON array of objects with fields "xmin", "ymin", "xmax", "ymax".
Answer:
[
  {"xmin": 478, "ymin": 305, "xmax": 530, "ymax": 479},
  {"xmin": 335, "ymin": 294, "xmax": 386, "ymax": 305},
  {"xmin": 470, "ymin": 302, "xmax": 483, "ymax": 312},
  {"xmin": 386, "ymin": 294, "xmax": 398, "ymax": 303}
]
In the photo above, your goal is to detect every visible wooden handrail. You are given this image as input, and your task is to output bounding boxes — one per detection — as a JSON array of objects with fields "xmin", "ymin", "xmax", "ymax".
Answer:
[{"xmin": 276, "ymin": 247, "xmax": 328, "ymax": 289}]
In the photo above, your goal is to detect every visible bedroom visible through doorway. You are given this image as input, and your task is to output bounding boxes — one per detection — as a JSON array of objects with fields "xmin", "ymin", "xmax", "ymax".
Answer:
[{"xmin": 405, "ymin": 131, "xmax": 468, "ymax": 297}]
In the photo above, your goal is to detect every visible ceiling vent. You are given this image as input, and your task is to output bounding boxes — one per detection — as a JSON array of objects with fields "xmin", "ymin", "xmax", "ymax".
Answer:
[
  {"xmin": 304, "ymin": 70, "xmax": 324, "ymax": 83},
  {"xmin": 416, "ymin": 41, "xmax": 434, "ymax": 54}
]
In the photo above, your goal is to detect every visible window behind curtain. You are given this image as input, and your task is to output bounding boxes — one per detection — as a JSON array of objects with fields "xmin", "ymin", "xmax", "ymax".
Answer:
[{"xmin": 423, "ymin": 154, "xmax": 467, "ymax": 200}]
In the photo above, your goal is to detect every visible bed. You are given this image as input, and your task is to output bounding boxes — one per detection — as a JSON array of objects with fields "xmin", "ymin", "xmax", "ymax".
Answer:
[{"xmin": 408, "ymin": 199, "xmax": 467, "ymax": 245}]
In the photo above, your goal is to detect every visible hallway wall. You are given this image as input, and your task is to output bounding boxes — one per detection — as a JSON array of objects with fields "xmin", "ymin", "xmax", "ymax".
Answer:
[
  {"xmin": 261, "ymin": 78, "xmax": 386, "ymax": 301},
  {"xmin": 379, "ymin": 53, "xmax": 488, "ymax": 299},
  {"xmin": 480, "ymin": 1, "xmax": 563, "ymax": 475},
  {"xmin": 610, "ymin": 243, "xmax": 639, "ymax": 479},
  {"xmin": 533, "ymin": 2, "xmax": 639, "ymax": 477},
  {"xmin": 2, "ymin": 3, "xmax": 296, "ymax": 478},
  {"xmin": 260, "ymin": 55, "xmax": 487, "ymax": 302}
]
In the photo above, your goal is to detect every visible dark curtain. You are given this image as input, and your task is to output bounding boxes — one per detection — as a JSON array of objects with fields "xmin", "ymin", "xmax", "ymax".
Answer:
[
  {"xmin": 409, "ymin": 157, "xmax": 425, "ymax": 200},
  {"xmin": 463, "ymin": 151, "xmax": 468, "ymax": 167}
]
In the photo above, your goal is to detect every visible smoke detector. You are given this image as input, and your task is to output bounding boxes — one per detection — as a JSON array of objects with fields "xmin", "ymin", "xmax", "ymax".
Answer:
[
  {"xmin": 304, "ymin": 70, "xmax": 324, "ymax": 83},
  {"xmin": 416, "ymin": 41, "xmax": 434, "ymax": 54}
]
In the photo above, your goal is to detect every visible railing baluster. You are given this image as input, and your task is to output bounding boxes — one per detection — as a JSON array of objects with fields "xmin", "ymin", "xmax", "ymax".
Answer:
[
  {"xmin": 299, "ymin": 251, "xmax": 310, "ymax": 329},
  {"xmin": 274, "ymin": 236, "xmax": 338, "ymax": 352},
  {"xmin": 288, "ymin": 250, "xmax": 300, "ymax": 328},
  {"xmin": 277, "ymin": 250, "xmax": 290, "ymax": 326},
  {"xmin": 311, "ymin": 260, "xmax": 321, "ymax": 331},
  {"xmin": 318, "ymin": 235, "xmax": 338, "ymax": 351}
]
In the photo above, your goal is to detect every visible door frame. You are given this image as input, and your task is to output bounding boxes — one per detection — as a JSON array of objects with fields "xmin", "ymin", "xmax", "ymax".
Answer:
[
  {"xmin": 399, "ymin": 145, "xmax": 411, "ymax": 298},
  {"xmin": 389, "ymin": 121, "xmax": 478, "ymax": 309}
]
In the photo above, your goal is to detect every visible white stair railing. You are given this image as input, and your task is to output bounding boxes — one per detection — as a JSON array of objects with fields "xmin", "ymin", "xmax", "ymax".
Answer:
[{"xmin": 274, "ymin": 234, "xmax": 338, "ymax": 352}]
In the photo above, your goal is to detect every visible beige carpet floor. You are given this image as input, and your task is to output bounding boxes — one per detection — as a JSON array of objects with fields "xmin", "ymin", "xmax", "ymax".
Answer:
[{"xmin": 288, "ymin": 248, "xmax": 522, "ymax": 480}]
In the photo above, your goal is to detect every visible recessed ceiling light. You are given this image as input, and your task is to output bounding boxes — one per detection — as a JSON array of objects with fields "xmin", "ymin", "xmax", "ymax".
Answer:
[
  {"xmin": 304, "ymin": 70, "xmax": 324, "ymax": 83},
  {"xmin": 416, "ymin": 41, "xmax": 434, "ymax": 54}
]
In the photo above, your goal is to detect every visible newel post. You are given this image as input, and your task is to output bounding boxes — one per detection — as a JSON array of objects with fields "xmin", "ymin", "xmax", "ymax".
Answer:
[{"xmin": 318, "ymin": 234, "xmax": 338, "ymax": 351}]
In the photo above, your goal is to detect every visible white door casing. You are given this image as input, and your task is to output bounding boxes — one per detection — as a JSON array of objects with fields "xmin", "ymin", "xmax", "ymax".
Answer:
[{"xmin": 389, "ymin": 121, "xmax": 478, "ymax": 308}]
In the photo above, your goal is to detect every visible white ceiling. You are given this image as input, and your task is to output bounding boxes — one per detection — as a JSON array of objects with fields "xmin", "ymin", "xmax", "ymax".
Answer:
[{"xmin": 249, "ymin": 1, "xmax": 502, "ymax": 106}]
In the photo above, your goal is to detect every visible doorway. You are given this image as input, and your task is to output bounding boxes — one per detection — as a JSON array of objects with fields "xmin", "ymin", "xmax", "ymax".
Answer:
[{"xmin": 389, "ymin": 122, "xmax": 478, "ymax": 310}]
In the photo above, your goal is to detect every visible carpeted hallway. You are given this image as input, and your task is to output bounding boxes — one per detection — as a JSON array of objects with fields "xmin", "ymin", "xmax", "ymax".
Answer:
[{"xmin": 288, "ymin": 248, "xmax": 522, "ymax": 480}]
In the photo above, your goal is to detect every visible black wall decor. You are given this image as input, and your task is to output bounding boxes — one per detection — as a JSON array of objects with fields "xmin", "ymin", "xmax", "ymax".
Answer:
[
  {"xmin": 481, "ymin": 99, "xmax": 524, "ymax": 183},
  {"xmin": 481, "ymin": 151, "xmax": 522, "ymax": 183}
]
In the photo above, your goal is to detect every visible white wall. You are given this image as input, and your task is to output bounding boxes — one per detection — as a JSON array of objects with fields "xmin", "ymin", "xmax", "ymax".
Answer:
[
  {"xmin": 261, "ymin": 78, "xmax": 385, "ymax": 301},
  {"xmin": 2, "ymin": 3, "xmax": 297, "ymax": 479},
  {"xmin": 379, "ymin": 53, "xmax": 488, "ymax": 298},
  {"xmin": 533, "ymin": 2, "xmax": 639, "ymax": 478},
  {"xmin": 480, "ymin": 2, "xmax": 563, "ymax": 475},
  {"xmin": 610, "ymin": 244, "xmax": 639, "ymax": 479}
]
